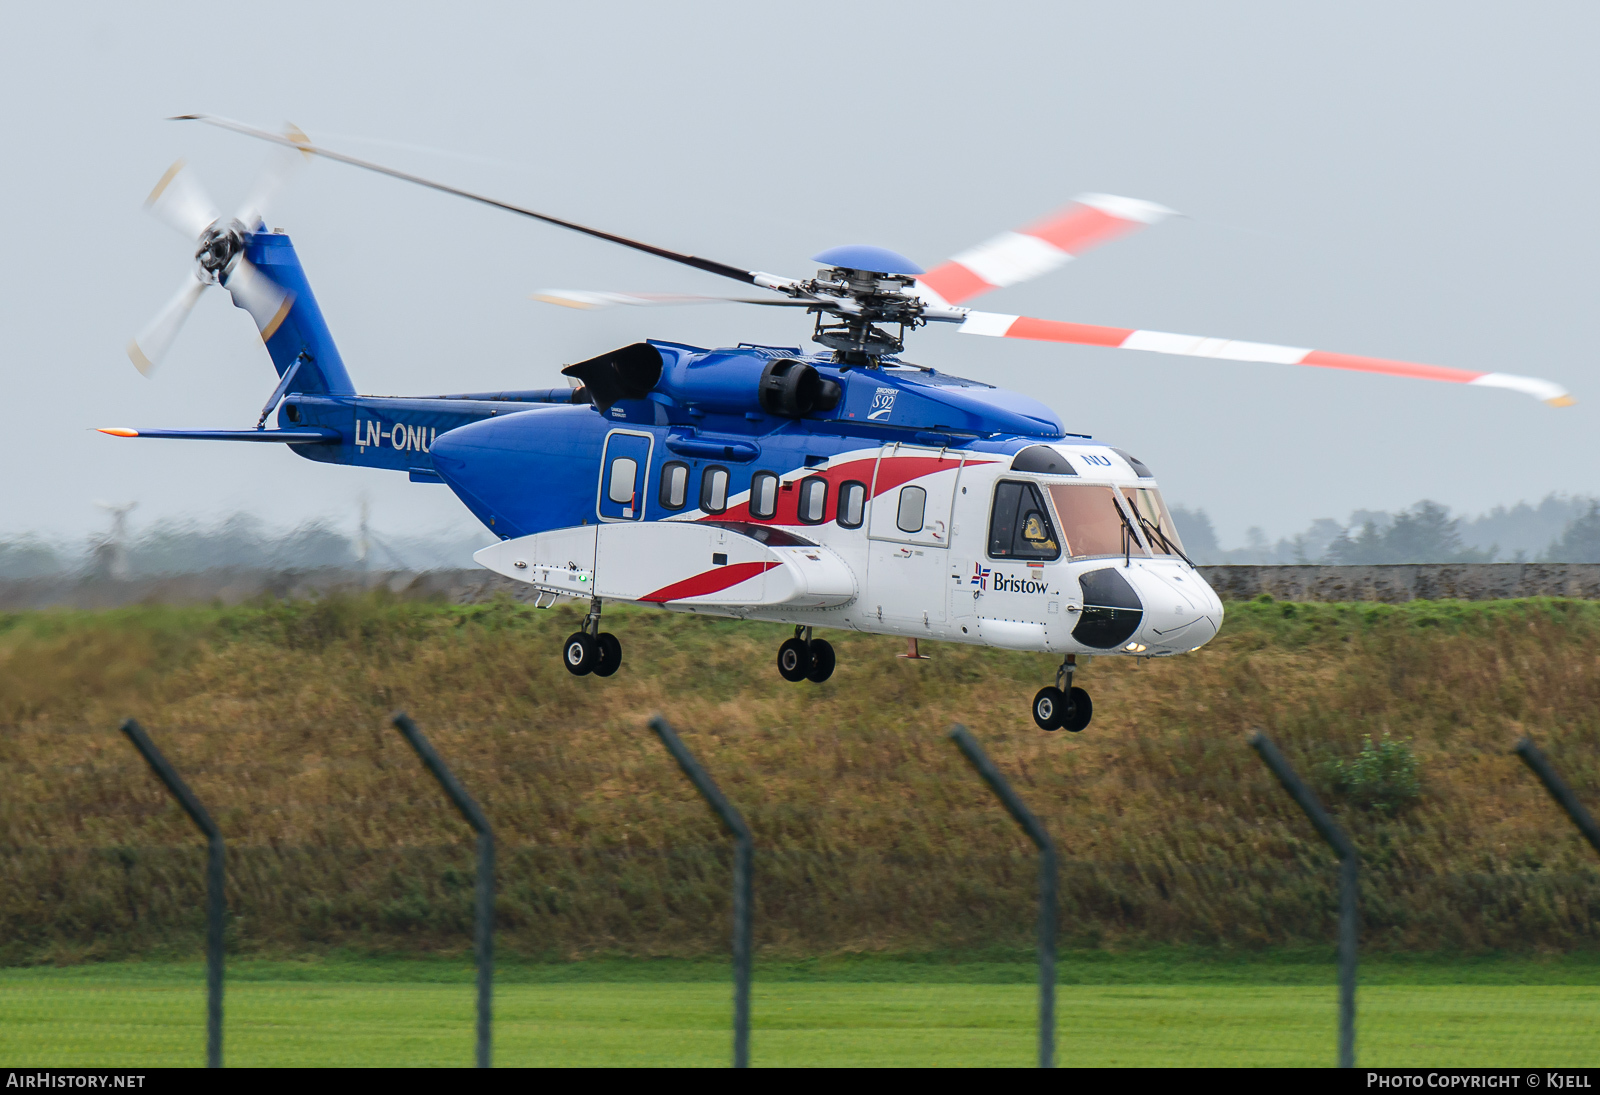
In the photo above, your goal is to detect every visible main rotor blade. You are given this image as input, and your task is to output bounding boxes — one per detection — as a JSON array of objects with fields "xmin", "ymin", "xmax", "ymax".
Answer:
[
  {"xmin": 143, "ymin": 159, "xmax": 220, "ymax": 240},
  {"xmin": 955, "ymin": 311, "xmax": 1574, "ymax": 406},
  {"xmin": 128, "ymin": 272, "xmax": 209, "ymax": 375},
  {"xmin": 916, "ymin": 194, "xmax": 1175, "ymax": 307},
  {"xmin": 532, "ymin": 289, "xmax": 820, "ymax": 310},
  {"xmin": 175, "ymin": 114, "xmax": 772, "ymax": 288}
]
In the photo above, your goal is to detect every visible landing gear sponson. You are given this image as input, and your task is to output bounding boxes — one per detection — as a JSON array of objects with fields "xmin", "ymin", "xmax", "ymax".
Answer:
[
  {"xmin": 563, "ymin": 597, "xmax": 622, "ymax": 678},
  {"xmin": 776, "ymin": 626, "xmax": 834, "ymax": 684},
  {"xmin": 1032, "ymin": 654, "xmax": 1091, "ymax": 733}
]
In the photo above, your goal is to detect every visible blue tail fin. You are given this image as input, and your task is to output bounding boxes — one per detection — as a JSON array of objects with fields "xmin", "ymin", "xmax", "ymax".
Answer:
[{"xmin": 241, "ymin": 231, "xmax": 357, "ymax": 396}]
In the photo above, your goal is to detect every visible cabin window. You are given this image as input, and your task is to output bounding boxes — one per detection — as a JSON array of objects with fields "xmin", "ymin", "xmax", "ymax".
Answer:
[
  {"xmin": 659, "ymin": 461, "xmax": 689, "ymax": 510},
  {"xmin": 837, "ymin": 480, "xmax": 866, "ymax": 529},
  {"xmin": 988, "ymin": 480, "xmax": 1061, "ymax": 560},
  {"xmin": 750, "ymin": 471, "xmax": 779, "ymax": 520},
  {"xmin": 607, "ymin": 457, "xmax": 638, "ymax": 505},
  {"xmin": 797, "ymin": 477, "xmax": 828, "ymax": 524},
  {"xmin": 701, "ymin": 466, "xmax": 729, "ymax": 514},
  {"xmin": 1046, "ymin": 483, "xmax": 1146, "ymax": 559},
  {"xmin": 896, "ymin": 486, "xmax": 927, "ymax": 534}
]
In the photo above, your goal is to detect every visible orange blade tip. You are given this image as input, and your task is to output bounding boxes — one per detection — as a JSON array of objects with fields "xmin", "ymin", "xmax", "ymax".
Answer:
[{"xmin": 97, "ymin": 428, "xmax": 139, "ymax": 437}]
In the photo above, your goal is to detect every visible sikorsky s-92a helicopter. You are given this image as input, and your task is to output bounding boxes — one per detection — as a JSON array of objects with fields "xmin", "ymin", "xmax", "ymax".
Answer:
[{"xmin": 106, "ymin": 115, "xmax": 1574, "ymax": 732}]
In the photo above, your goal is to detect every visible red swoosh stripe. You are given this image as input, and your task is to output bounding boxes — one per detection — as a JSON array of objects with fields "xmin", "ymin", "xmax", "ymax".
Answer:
[{"xmin": 639, "ymin": 560, "xmax": 780, "ymax": 603}]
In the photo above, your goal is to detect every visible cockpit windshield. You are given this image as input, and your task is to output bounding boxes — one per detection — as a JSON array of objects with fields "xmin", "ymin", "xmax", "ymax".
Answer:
[
  {"xmin": 1046, "ymin": 484, "xmax": 1147, "ymax": 559},
  {"xmin": 1119, "ymin": 487, "xmax": 1187, "ymax": 557}
]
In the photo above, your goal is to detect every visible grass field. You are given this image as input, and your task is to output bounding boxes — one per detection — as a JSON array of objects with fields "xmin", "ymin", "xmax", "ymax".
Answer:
[
  {"xmin": 7, "ymin": 596, "xmax": 1600, "ymax": 962},
  {"xmin": 4, "ymin": 955, "xmax": 1597, "ymax": 1067}
]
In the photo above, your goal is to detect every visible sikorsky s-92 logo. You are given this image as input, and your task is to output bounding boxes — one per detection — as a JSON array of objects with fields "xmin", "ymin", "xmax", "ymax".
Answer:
[
  {"xmin": 356, "ymin": 420, "xmax": 437, "ymax": 453},
  {"xmin": 867, "ymin": 387, "xmax": 898, "ymax": 420}
]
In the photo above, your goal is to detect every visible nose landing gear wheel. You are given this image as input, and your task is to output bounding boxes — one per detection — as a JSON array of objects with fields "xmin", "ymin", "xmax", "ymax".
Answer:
[
  {"xmin": 1032, "ymin": 686, "xmax": 1066, "ymax": 731},
  {"xmin": 562, "ymin": 632, "xmax": 598, "ymax": 676},
  {"xmin": 777, "ymin": 638, "xmax": 810, "ymax": 682},
  {"xmin": 593, "ymin": 632, "xmax": 622, "ymax": 677},
  {"xmin": 806, "ymin": 639, "xmax": 835, "ymax": 683}
]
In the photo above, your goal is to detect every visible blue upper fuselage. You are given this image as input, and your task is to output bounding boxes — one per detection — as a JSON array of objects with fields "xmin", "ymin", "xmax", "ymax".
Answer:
[{"xmin": 402, "ymin": 341, "xmax": 1078, "ymax": 539}]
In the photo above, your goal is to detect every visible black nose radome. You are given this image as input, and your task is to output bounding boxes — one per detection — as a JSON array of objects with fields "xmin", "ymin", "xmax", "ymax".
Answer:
[{"xmin": 1072, "ymin": 567, "xmax": 1143, "ymax": 649}]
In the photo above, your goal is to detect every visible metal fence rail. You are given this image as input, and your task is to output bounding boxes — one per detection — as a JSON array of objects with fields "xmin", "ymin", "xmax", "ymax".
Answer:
[
  {"xmin": 118, "ymin": 718, "xmax": 226, "ymax": 1068},
  {"xmin": 392, "ymin": 711, "xmax": 495, "ymax": 1068},
  {"xmin": 1250, "ymin": 730, "xmax": 1359, "ymax": 1069},
  {"xmin": 649, "ymin": 714, "xmax": 753, "ymax": 1069},
  {"xmin": 948, "ymin": 725, "xmax": 1057, "ymax": 1069},
  {"xmin": 1515, "ymin": 737, "xmax": 1600, "ymax": 857}
]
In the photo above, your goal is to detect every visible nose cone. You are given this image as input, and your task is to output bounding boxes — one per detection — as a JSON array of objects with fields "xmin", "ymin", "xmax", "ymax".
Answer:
[{"xmin": 1127, "ymin": 563, "xmax": 1223, "ymax": 652}]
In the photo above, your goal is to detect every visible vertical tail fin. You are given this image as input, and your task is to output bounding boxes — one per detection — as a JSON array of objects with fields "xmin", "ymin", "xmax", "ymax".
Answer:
[{"xmin": 237, "ymin": 231, "xmax": 356, "ymax": 396}]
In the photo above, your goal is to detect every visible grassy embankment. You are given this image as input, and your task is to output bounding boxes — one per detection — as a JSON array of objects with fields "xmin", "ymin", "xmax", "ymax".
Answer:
[{"xmin": 2, "ymin": 594, "xmax": 1599, "ymax": 962}]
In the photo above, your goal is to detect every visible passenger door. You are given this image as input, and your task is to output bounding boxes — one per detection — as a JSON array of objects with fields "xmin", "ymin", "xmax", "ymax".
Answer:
[
  {"xmin": 596, "ymin": 430, "xmax": 654, "ymax": 522},
  {"xmin": 865, "ymin": 445, "xmax": 966, "ymax": 627}
]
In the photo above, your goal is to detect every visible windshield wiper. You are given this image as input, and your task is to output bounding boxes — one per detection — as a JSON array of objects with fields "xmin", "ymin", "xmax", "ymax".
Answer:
[
  {"xmin": 1134, "ymin": 510, "xmax": 1196, "ymax": 567},
  {"xmin": 1111, "ymin": 497, "xmax": 1139, "ymax": 567}
]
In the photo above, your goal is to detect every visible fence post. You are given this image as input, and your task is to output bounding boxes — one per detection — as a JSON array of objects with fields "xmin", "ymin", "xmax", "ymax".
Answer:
[
  {"xmin": 648, "ymin": 715, "xmax": 752, "ymax": 1068},
  {"xmin": 391, "ymin": 712, "xmax": 494, "ymax": 1068},
  {"xmin": 118, "ymin": 718, "xmax": 225, "ymax": 1068},
  {"xmin": 1514, "ymin": 738, "xmax": 1600, "ymax": 856},
  {"xmin": 947, "ymin": 725, "xmax": 1056, "ymax": 1069},
  {"xmin": 1249, "ymin": 731, "xmax": 1358, "ymax": 1069}
]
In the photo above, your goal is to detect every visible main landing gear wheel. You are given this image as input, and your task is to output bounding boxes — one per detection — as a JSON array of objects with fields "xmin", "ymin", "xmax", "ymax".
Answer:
[
  {"xmin": 1032, "ymin": 687, "xmax": 1067, "ymax": 731},
  {"xmin": 806, "ymin": 639, "xmax": 835, "ymax": 683},
  {"xmin": 562, "ymin": 631, "xmax": 597, "ymax": 676},
  {"xmin": 593, "ymin": 632, "xmax": 622, "ymax": 677},
  {"xmin": 777, "ymin": 638, "xmax": 810, "ymax": 682},
  {"xmin": 1033, "ymin": 685, "xmax": 1093, "ymax": 732}
]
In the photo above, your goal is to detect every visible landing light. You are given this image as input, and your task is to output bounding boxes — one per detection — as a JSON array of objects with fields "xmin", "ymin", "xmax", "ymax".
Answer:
[{"xmin": 1124, "ymin": 642, "xmax": 1147, "ymax": 652}]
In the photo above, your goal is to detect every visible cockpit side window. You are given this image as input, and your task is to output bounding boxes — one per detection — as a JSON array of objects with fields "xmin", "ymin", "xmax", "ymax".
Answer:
[{"xmin": 987, "ymin": 480, "xmax": 1061, "ymax": 561}]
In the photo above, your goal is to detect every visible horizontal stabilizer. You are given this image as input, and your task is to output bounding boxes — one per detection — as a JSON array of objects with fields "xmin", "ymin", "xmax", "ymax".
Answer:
[{"xmin": 97, "ymin": 427, "xmax": 340, "ymax": 444}]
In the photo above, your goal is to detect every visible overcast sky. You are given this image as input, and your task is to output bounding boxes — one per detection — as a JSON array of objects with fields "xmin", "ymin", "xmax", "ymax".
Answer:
[{"xmin": 4, "ymin": 2, "xmax": 1597, "ymax": 546}]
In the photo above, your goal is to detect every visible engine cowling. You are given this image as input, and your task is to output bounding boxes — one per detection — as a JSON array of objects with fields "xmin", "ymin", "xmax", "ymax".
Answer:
[{"xmin": 757, "ymin": 358, "xmax": 842, "ymax": 418}]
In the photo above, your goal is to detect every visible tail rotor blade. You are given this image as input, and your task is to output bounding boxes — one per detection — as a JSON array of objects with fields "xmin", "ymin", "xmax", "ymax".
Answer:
[
  {"xmin": 233, "ymin": 124, "xmax": 313, "ymax": 231},
  {"xmin": 143, "ymin": 159, "xmax": 220, "ymax": 240},
  {"xmin": 128, "ymin": 273, "xmax": 209, "ymax": 375},
  {"xmin": 223, "ymin": 257, "xmax": 294, "ymax": 341},
  {"xmin": 953, "ymin": 311, "xmax": 1574, "ymax": 406}
]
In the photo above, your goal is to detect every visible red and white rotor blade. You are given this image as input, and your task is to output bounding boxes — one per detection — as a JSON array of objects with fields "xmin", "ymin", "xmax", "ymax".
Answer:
[
  {"xmin": 916, "ymin": 194, "xmax": 1175, "ymax": 307},
  {"xmin": 957, "ymin": 312, "xmax": 1574, "ymax": 406}
]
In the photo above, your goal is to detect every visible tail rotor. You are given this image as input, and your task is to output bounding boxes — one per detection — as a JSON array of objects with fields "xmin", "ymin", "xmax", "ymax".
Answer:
[{"xmin": 127, "ymin": 130, "xmax": 308, "ymax": 375}]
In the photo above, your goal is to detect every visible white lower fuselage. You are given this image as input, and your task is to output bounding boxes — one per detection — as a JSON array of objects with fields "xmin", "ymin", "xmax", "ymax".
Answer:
[{"xmin": 476, "ymin": 440, "xmax": 1224, "ymax": 659}]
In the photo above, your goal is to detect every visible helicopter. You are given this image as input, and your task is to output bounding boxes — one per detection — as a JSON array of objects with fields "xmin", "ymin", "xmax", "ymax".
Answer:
[{"xmin": 104, "ymin": 115, "xmax": 1574, "ymax": 733}]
